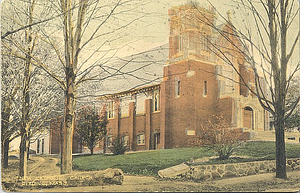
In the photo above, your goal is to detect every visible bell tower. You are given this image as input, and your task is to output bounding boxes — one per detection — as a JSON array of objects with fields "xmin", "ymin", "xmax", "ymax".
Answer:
[
  {"xmin": 160, "ymin": 4, "xmax": 219, "ymax": 148},
  {"xmin": 168, "ymin": 3, "xmax": 216, "ymax": 61}
]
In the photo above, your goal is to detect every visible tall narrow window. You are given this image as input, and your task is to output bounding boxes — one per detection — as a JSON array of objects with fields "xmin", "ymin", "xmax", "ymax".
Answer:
[
  {"xmin": 152, "ymin": 90, "xmax": 160, "ymax": 112},
  {"xmin": 120, "ymin": 96, "xmax": 131, "ymax": 117},
  {"xmin": 203, "ymin": 81, "xmax": 207, "ymax": 96},
  {"xmin": 175, "ymin": 77, "xmax": 180, "ymax": 98},
  {"xmin": 42, "ymin": 139, "xmax": 44, "ymax": 154},
  {"xmin": 203, "ymin": 35, "xmax": 210, "ymax": 52},
  {"xmin": 179, "ymin": 34, "xmax": 183, "ymax": 52},
  {"xmin": 37, "ymin": 139, "xmax": 40, "ymax": 154},
  {"xmin": 107, "ymin": 101, "xmax": 115, "ymax": 119}
]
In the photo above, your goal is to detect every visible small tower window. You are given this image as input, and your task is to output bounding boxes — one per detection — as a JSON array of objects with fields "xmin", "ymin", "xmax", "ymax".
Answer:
[
  {"xmin": 179, "ymin": 34, "xmax": 183, "ymax": 52},
  {"xmin": 203, "ymin": 81, "xmax": 207, "ymax": 97},
  {"xmin": 175, "ymin": 77, "xmax": 180, "ymax": 98}
]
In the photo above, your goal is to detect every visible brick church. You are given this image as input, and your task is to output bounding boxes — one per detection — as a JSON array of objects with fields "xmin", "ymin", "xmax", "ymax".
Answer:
[
  {"xmin": 95, "ymin": 3, "xmax": 269, "ymax": 152},
  {"xmin": 48, "ymin": 3, "xmax": 269, "ymax": 154}
]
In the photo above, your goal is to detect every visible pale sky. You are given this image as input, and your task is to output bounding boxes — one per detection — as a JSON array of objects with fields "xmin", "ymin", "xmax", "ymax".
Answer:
[{"xmin": 2, "ymin": 0, "xmax": 299, "ymax": 98}]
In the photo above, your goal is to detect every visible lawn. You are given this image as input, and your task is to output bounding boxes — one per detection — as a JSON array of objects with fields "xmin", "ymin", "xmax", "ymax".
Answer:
[
  {"xmin": 203, "ymin": 141, "xmax": 300, "ymax": 165},
  {"xmin": 237, "ymin": 141, "xmax": 300, "ymax": 159},
  {"xmin": 73, "ymin": 141, "xmax": 300, "ymax": 176},
  {"xmin": 73, "ymin": 147, "xmax": 215, "ymax": 176}
]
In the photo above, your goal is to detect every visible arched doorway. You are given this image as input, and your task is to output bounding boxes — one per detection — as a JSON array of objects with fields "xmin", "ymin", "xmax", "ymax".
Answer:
[{"xmin": 244, "ymin": 106, "xmax": 254, "ymax": 130}]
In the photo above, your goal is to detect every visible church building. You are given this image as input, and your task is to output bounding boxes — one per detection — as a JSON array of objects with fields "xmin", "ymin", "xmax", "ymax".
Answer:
[{"xmin": 97, "ymin": 3, "xmax": 269, "ymax": 152}]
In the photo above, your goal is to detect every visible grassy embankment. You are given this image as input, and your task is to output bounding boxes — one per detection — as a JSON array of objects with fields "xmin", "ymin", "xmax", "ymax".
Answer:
[{"xmin": 73, "ymin": 141, "xmax": 300, "ymax": 176}]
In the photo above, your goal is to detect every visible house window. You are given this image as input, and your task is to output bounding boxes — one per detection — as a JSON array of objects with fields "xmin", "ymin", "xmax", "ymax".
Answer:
[
  {"xmin": 175, "ymin": 77, "xmax": 180, "ymax": 98},
  {"xmin": 152, "ymin": 90, "xmax": 160, "ymax": 112},
  {"xmin": 107, "ymin": 136, "xmax": 113, "ymax": 147},
  {"xmin": 203, "ymin": 81, "xmax": 207, "ymax": 96},
  {"xmin": 37, "ymin": 139, "xmax": 40, "ymax": 154},
  {"xmin": 122, "ymin": 135, "xmax": 129, "ymax": 146},
  {"xmin": 137, "ymin": 134, "xmax": 145, "ymax": 145},
  {"xmin": 42, "ymin": 139, "xmax": 44, "ymax": 154},
  {"xmin": 107, "ymin": 101, "xmax": 115, "ymax": 119}
]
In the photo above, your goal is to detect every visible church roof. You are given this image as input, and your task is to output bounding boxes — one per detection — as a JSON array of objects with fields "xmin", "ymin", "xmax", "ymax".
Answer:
[{"xmin": 98, "ymin": 44, "xmax": 168, "ymax": 98}]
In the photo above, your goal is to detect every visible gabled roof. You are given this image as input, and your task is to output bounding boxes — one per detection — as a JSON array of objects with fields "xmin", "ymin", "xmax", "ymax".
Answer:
[{"xmin": 98, "ymin": 44, "xmax": 168, "ymax": 97}]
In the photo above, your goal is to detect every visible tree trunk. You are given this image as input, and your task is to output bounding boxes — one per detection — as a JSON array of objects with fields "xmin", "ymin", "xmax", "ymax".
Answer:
[
  {"xmin": 103, "ymin": 136, "xmax": 106, "ymax": 154},
  {"xmin": 19, "ymin": 58, "xmax": 31, "ymax": 178},
  {"xmin": 27, "ymin": 141, "xmax": 31, "ymax": 160},
  {"xmin": 19, "ymin": 0, "xmax": 35, "ymax": 178},
  {"xmin": 19, "ymin": 134, "xmax": 29, "ymax": 177},
  {"xmin": 61, "ymin": 70, "xmax": 76, "ymax": 174},
  {"xmin": 267, "ymin": 0, "xmax": 287, "ymax": 179},
  {"xmin": 2, "ymin": 97, "xmax": 12, "ymax": 169},
  {"xmin": 2, "ymin": 139, "xmax": 9, "ymax": 169},
  {"xmin": 60, "ymin": 120, "xmax": 63, "ymax": 173},
  {"xmin": 90, "ymin": 148, "xmax": 94, "ymax": 155},
  {"xmin": 274, "ymin": 112, "xmax": 287, "ymax": 179},
  {"xmin": 60, "ymin": 0, "xmax": 87, "ymax": 174},
  {"xmin": 19, "ymin": 63, "xmax": 31, "ymax": 178}
]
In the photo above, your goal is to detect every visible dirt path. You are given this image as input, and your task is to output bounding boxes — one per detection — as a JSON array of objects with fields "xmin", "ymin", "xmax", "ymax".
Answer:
[
  {"xmin": 28, "ymin": 156, "xmax": 61, "ymax": 176},
  {"xmin": 4, "ymin": 155, "xmax": 300, "ymax": 192}
]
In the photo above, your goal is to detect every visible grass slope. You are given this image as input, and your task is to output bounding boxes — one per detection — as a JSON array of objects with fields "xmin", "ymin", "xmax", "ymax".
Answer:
[
  {"xmin": 73, "ymin": 141, "xmax": 300, "ymax": 176},
  {"xmin": 73, "ymin": 147, "xmax": 215, "ymax": 176}
]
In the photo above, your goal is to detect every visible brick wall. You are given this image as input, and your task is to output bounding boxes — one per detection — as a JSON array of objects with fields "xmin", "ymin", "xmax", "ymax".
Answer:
[
  {"xmin": 50, "ymin": 117, "xmax": 82, "ymax": 154},
  {"xmin": 162, "ymin": 59, "xmax": 224, "ymax": 148}
]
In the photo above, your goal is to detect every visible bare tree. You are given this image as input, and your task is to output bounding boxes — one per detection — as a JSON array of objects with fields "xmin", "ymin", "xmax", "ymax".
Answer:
[
  {"xmin": 190, "ymin": 0, "xmax": 299, "ymax": 179},
  {"xmin": 37, "ymin": 0, "xmax": 162, "ymax": 174},
  {"xmin": 2, "ymin": 0, "xmax": 63, "ymax": 177},
  {"xmin": 197, "ymin": 116, "xmax": 246, "ymax": 160},
  {"xmin": 3, "ymin": 0, "xmax": 168, "ymax": 175},
  {"xmin": 1, "ymin": 56, "xmax": 21, "ymax": 168}
]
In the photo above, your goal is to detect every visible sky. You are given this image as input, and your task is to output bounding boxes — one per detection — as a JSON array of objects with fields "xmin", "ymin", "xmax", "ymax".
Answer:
[{"xmin": 1, "ymin": 0, "xmax": 299, "ymax": 97}]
